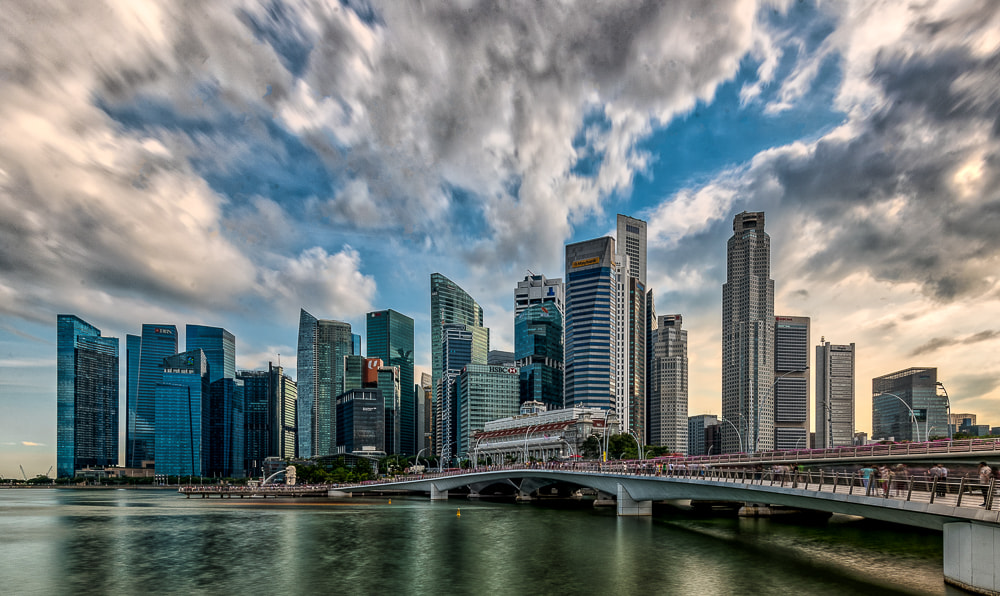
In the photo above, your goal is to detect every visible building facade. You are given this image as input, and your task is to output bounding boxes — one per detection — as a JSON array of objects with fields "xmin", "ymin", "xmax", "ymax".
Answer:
[
  {"xmin": 154, "ymin": 350, "xmax": 210, "ymax": 477},
  {"xmin": 437, "ymin": 324, "xmax": 473, "ymax": 463},
  {"xmin": 774, "ymin": 315, "xmax": 810, "ymax": 450},
  {"xmin": 872, "ymin": 367, "xmax": 946, "ymax": 442},
  {"xmin": 126, "ymin": 323, "xmax": 178, "ymax": 468},
  {"xmin": 616, "ymin": 215, "xmax": 649, "ymax": 442},
  {"xmin": 57, "ymin": 315, "xmax": 119, "ymax": 478},
  {"xmin": 186, "ymin": 325, "xmax": 235, "ymax": 384},
  {"xmin": 722, "ymin": 211, "xmax": 775, "ymax": 453},
  {"xmin": 367, "ymin": 309, "xmax": 415, "ymax": 454},
  {"xmin": 514, "ymin": 302, "xmax": 563, "ymax": 410},
  {"xmin": 564, "ymin": 237, "xmax": 617, "ymax": 410},
  {"xmin": 687, "ymin": 414, "xmax": 720, "ymax": 457},
  {"xmin": 815, "ymin": 340, "xmax": 855, "ymax": 448},
  {"xmin": 649, "ymin": 315, "xmax": 688, "ymax": 453},
  {"xmin": 474, "ymin": 406, "xmax": 619, "ymax": 463},
  {"xmin": 239, "ymin": 363, "xmax": 297, "ymax": 478},
  {"xmin": 207, "ymin": 378, "xmax": 244, "ymax": 478},
  {"xmin": 456, "ymin": 364, "xmax": 521, "ymax": 457},
  {"xmin": 336, "ymin": 388, "xmax": 385, "ymax": 455},
  {"xmin": 296, "ymin": 309, "xmax": 353, "ymax": 458}
]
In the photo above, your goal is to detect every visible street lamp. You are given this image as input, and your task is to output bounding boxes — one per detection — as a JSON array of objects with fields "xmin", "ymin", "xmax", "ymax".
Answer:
[
  {"xmin": 603, "ymin": 408, "xmax": 618, "ymax": 463},
  {"xmin": 936, "ymin": 382, "xmax": 952, "ymax": 441},
  {"xmin": 875, "ymin": 391, "xmax": 925, "ymax": 442},
  {"xmin": 628, "ymin": 430, "xmax": 643, "ymax": 461},
  {"xmin": 523, "ymin": 425, "xmax": 537, "ymax": 465},
  {"xmin": 721, "ymin": 417, "xmax": 744, "ymax": 453},
  {"xmin": 415, "ymin": 448, "xmax": 428, "ymax": 472}
]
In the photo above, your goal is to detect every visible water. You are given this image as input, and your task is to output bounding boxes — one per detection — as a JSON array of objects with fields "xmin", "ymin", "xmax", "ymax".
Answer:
[{"xmin": 0, "ymin": 489, "xmax": 964, "ymax": 595}]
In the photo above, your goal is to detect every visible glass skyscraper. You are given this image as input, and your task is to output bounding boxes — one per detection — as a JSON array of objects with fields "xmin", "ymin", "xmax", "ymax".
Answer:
[
  {"xmin": 872, "ymin": 367, "xmax": 945, "ymax": 442},
  {"xmin": 430, "ymin": 273, "xmax": 488, "ymax": 456},
  {"xmin": 239, "ymin": 363, "xmax": 296, "ymax": 477},
  {"xmin": 186, "ymin": 324, "xmax": 236, "ymax": 384},
  {"xmin": 437, "ymin": 324, "xmax": 473, "ymax": 462},
  {"xmin": 155, "ymin": 350, "xmax": 210, "ymax": 477},
  {"xmin": 126, "ymin": 323, "xmax": 178, "ymax": 468},
  {"xmin": 514, "ymin": 303, "xmax": 563, "ymax": 410},
  {"xmin": 456, "ymin": 364, "xmax": 520, "ymax": 457},
  {"xmin": 722, "ymin": 212, "xmax": 774, "ymax": 453},
  {"xmin": 367, "ymin": 309, "xmax": 415, "ymax": 454},
  {"xmin": 564, "ymin": 237, "xmax": 617, "ymax": 410},
  {"xmin": 297, "ymin": 310, "xmax": 353, "ymax": 458},
  {"xmin": 57, "ymin": 315, "xmax": 119, "ymax": 478}
]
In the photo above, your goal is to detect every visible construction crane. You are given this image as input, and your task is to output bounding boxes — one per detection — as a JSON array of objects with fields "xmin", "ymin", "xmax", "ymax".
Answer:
[
  {"xmin": 45, "ymin": 466, "xmax": 53, "ymax": 478},
  {"xmin": 19, "ymin": 465, "xmax": 28, "ymax": 481}
]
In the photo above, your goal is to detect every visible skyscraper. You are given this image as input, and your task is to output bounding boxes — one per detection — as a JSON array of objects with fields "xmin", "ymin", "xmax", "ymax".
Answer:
[
  {"xmin": 564, "ymin": 237, "xmax": 617, "ymax": 410},
  {"xmin": 56, "ymin": 315, "xmax": 119, "ymax": 478},
  {"xmin": 815, "ymin": 340, "xmax": 855, "ymax": 448},
  {"xmin": 296, "ymin": 309, "xmax": 352, "ymax": 458},
  {"xmin": 456, "ymin": 364, "xmax": 520, "ymax": 457},
  {"xmin": 126, "ymin": 323, "xmax": 178, "ymax": 468},
  {"xmin": 377, "ymin": 364, "xmax": 401, "ymax": 455},
  {"xmin": 722, "ymin": 211, "xmax": 775, "ymax": 453},
  {"xmin": 186, "ymin": 325, "xmax": 236, "ymax": 384},
  {"xmin": 367, "ymin": 309, "xmax": 415, "ymax": 454},
  {"xmin": 872, "ymin": 367, "xmax": 944, "ymax": 442},
  {"xmin": 687, "ymin": 414, "xmax": 720, "ymax": 457},
  {"xmin": 514, "ymin": 302, "xmax": 563, "ymax": 410},
  {"xmin": 514, "ymin": 273, "xmax": 564, "ymax": 317},
  {"xmin": 239, "ymin": 362, "xmax": 296, "ymax": 478},
  {"xmin": 437, "ymin": 324, "xmax": 473, "ymax": 462},
  {"xmin": 430, "ymin": 273, "xmax": 489, "ymax": 454},
  {"xmin": 155, "ymin": 350, "xmax": 210, "ymax": 477},
  {"xmin": 616, "ymin": 215, "xmax": 648, "ymax": 440},
  {"xmin": 649, "ymin": 315, "xmax": 688, "ymax": 453},
  {"xmin": 774, "ymin": 315, "xmax": 810, "ymax": 450}
]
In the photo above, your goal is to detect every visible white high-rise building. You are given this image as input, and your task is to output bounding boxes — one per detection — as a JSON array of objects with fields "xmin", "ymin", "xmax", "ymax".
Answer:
[
  {"xmin": 774, "ymin": 315, "xmax": 810, "ymax": 450},
  {"xmin": 816, "ymin": 340, "xmax": 855, "ymax": 448},
  {"xmin": 615, "ymin": 215, "xmax": 648, "ymax": 440},
  {"xmin": 722, "ymin": 211, "xmax": 775, "ymax": 453},
  {"xmin": 514, "ymin": 273, "xmax": 563, "ymax": 317},
  {"xmin": 649, "ymin": 315, "xmax": 688, "ymax": 453}
]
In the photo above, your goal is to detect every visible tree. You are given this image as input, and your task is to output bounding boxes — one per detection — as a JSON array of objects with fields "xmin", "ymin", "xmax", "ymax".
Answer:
[{"xmin": 581, "ymin": 436, "xmax": 602, "ymax": 460}]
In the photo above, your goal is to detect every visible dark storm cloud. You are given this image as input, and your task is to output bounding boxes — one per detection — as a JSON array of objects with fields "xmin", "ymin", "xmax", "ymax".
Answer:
[{"xmin": 910, "ymin": 330, "xmax": 1000, "ymax": 357}]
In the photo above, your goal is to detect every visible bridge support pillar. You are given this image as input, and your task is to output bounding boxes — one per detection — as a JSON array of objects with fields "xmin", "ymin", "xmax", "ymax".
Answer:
[
  {"xmin": 430, "ymin": 485, "xmax": 449, "ymax": 501},
  {"xmin": 516, "ymin": 491, "xmax": 533, "ymax": 502},
  {"xmin": 594, "ymin": 491, "xmax": 616, "ymax": 507},
  {"xmin": 617, "ymin": 484, "xmax": 651, "ymax": 516},
  {"xmin": 943, "ymin": 521, "xmax": 1000, "ymax": 594}
]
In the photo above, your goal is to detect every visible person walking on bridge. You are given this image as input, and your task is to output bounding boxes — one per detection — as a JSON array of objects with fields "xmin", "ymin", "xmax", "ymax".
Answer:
[{"xmin": 978, "ymin": 462, "xmax": 993, "ymax": 507}]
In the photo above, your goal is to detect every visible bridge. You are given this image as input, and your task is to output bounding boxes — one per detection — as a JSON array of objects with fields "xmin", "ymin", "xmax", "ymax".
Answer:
[{"xmin": 332, "ymin": 440, "xmax": 1000, "ymax": 594}]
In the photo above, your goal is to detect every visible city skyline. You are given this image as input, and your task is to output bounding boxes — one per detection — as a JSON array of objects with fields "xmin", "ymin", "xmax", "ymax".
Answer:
[{"xmin": 4, "ymin": 1, "xmax": 1000, "ymax": 477}]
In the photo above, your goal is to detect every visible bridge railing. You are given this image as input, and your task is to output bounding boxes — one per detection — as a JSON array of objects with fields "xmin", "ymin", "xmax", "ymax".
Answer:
[{"xmin": 680, "ymin": 438, "xmax": 1000, "ymax": 466}]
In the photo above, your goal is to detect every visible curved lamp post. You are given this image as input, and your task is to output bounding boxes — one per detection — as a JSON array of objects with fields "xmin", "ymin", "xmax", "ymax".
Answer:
[
  {"xmin": 628, "ymin": 430, "xmax": 644, "ymax": 461},
  {"xmin": 936, "ymin": 381, "xmax": 952, "ymax": 441}
]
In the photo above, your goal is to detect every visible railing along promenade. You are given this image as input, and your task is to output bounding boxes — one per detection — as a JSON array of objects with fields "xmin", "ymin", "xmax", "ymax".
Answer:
[{"xmin": 179, "ymin": 484, "xmax": 330, "ymax": 498}]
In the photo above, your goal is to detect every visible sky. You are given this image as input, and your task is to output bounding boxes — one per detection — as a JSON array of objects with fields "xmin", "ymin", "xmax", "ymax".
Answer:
[{"xmin": 2, "ymin": 0, "xmax": 1000, "ymax": 479}]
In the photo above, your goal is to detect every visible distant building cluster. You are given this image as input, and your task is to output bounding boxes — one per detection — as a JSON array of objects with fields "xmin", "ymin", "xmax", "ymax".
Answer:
[{"xmin": 56, "ymin": 211, "xmax": 981, "ymax": 477}]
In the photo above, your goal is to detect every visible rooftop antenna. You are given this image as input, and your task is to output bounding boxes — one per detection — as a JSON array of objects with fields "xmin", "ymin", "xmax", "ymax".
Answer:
[{"xmin": 277, "ymin": 353, "xmax": 281, "ymax": 368}]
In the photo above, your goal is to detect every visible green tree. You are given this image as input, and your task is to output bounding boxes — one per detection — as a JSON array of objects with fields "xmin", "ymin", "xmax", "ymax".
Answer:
[{"xmin": 581, "ymin": 436, "xmax": 601, "ymax": 460}]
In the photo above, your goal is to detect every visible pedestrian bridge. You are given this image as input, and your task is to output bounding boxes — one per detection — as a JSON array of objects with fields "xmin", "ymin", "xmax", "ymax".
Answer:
[{"xmin": 336, "ymin": 463, "xmax": 1000, "ymax": 594}]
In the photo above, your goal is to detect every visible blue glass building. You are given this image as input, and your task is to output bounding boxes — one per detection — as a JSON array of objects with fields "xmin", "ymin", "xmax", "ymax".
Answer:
[
  {"xmin": 208, "ymin": 378, "xmax": 245, "ymax": 478},
  {"xmin": 56, "ymin": 315, "xmax": 119, "ymax": 478},
  {"xmin": 438, "ymin": 324, "xmax": 473, "ymax": 462},
  {"xmin": 564, "ymin": 237, "xmax": 617, "ymax": 410},
  {"xmin": 155, "ymin": 350, "xmax": 209, "ymax": 477},
  {"xmin": 367, "ymin": 309, "xmax": 415, "ymax": 454},
  {"xmin": 514, "ymin": 303, "xmax": 563, "ymax": 410},
  {"xmin": 186, "ymin": 325, "xmax": 235, "ymax": 384},
  {"xmin": 126, "ymin": 324, "xmax": 178, "ymax": 468},
  {"xmin": 296, "ymin": 309, "xmax": 352, "ymax": 457}
]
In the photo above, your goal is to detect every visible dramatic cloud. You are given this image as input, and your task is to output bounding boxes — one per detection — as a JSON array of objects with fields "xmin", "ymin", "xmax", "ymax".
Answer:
[{"xmin": 910, "ymin": 330, "xmax": 1000, "ymax": 357}]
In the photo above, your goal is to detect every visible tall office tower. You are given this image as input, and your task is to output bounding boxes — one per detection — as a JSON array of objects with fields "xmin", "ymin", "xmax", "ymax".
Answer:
[
  {"xmin": 352, "ymin": 333, "xmax": 362, "ymax": 356},
  {"xmin": 126, "ymin": 324, "xmax": 178, "ymax": 468},
  {"xmin": 186, "ymin": 325, "xmax": 236, "ymax": 384},
  {"xmin": 649, "ymin": 315, "xmax": 688, "ymax": 452},
  {"xmin": 615, "ymin": 215, "xmax": 648, "ymax": 441},
  {"xmin": 367, "ymin": 310, "xmax": 415, "ymax": 454},
  {"xmin": 155, "ymin": 350, "xmax": 210, "ymax": 476},
  {"xmin": 514, "ymin": 303, "xmax": 563, "ymax": 410},
  {"xmin": 774, "ymin": 315, "xmax": 810, "ymax": 450},
  {"xmin": 56, "ymin": 315, "xmax": 119, "ymax": 478},
  {"xmin": 377, "ymin": 364, "xmax": 401, "ymax": 455},
  {"xmin": 564, "ymin": 237, "xmax": 617, "ymax": 410},
  {"xmin": 336, "ymin": 388, "xmax": 385, "ymax": 454},
  {"xmin": 420, "ymin": 372, "xmax": 433, "ymax": 455},
  {"xmin": 456, "ymin": 364, "xmax": 520, "ymax": 457},
  {"xmin": 872, "ymin": 367, "xmax": 945, "ymax": 442},
  {"xmin": 815, "ymin": 340, "xmax": 855, "ymax": 448},
  {"xmin": 437, "ymin": 324, "xmax": 473, "ymax": 463},
  {"xmin": 239, "ymin": 363, "xmax": 297, "ymax": 477},
  {"xmin": 687, "ymin": 414, "xmax": 719, "ymax": 456},
  {"xmin": 722, "ymin": 211, "xmax": 775, "ymax": 453},
  {"xmin": 296, "ymin": 309, "xmax": 352, "ymax": 457},
  {"xmin": 514, "ymin": 273, "xmax": 564, "ymax": 317},
  {"xmin": 430, "ymin": 273, "xmax": 489, "ymax": 452},
  {"xmin": 207, "ymin": 377, "xmax": 244, "ymax": 478}
]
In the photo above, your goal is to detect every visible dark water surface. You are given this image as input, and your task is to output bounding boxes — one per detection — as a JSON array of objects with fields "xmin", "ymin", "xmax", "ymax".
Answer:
[{"xmin": 0, "ymin": 489, "xmax": 963, "ymax": 595}]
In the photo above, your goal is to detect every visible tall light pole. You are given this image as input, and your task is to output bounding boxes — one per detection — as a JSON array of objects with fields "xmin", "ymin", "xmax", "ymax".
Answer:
[
  {"xmin": 603, "ymin": 408, "xmax": 618, "ymax": 463},
  {"xmin": 936, "ymin": 381, "xmax": 952, "ymax": 441},
  {"xmin": 721, "ymin": 417, "xmax": 743, "ymax": 453},
  {"xmin": 875, "ymin": 391, "xmax": 924, "ymax": 442},
  {"xmin": 628, "ymin": 430, "xmax": 643, "ymax": 461}
]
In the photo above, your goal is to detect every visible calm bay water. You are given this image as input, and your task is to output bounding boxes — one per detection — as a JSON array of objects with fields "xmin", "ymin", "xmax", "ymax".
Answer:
[{"xmin": 0, "ymin": 488, "xmax": 963, "ymax": 595}]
